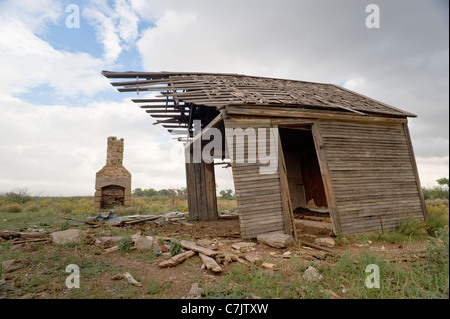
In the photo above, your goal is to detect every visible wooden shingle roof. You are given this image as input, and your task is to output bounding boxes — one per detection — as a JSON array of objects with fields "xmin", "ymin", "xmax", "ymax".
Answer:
[{"xmin": 102, "ymin": 71, "xmax": 416, "ymax": 137}]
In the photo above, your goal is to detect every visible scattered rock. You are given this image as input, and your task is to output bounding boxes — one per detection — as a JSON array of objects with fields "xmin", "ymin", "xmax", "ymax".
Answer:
[
  {"xmin": 97, "ymin": 236, "xmax": 122, "ymax": 248},
  {"xmin": 181, "ymin": 240, "xmax": 218, "ymax": 256},
  {"xmin": 124, "ymin": 272, "xmax": 142, "ymax": 287},
  {"xmin": 196, "ymin": 238, "xmax": 216, "ymax": 249},
  {"xmin": 257, "ymin": 232, "xmax": 294, "ymax": 249},
  {"xmin": 186, "ymin": 283, "xmax": 202, "ymax": 299},
  {"xmin": 199, "ymin": 253, "xmax": 223, "ymax": 273},
  {"xmin": 159, "ymin": 244, "xmax": 169, "ymax": 253},
  {"xmin": 313, "ymin": 237, "xmax": 336, "ymax": 248},
  {"xmin": 158, "ymin": 250, "xmax": 196, "ymax": 268},
  {"xmin": 243, "ymin": 253, "xmax": 262, "ymax": 265},
  {"xmin": 302, "ymin": 266, "xmax": 323, "ymax": 282},
  {"xmin": 111, "ymin": 274, "xmax": 124, "ymax": 281},
  {"xmin": 325, "ymin": 289, "xmax": 342, "ymax": 299},
  {"xmin": 1, "ymin": 259, "xmax": 26, "ymax": 273},
  {"xmin": 262, "ymin": 262, "xmax": 277, "ymax": 271},
  {"xmin": 282, "ymin": 251, "xmax": 292, "ymax": 259},
  {"xmin": 135, "ymin": 236, "xmax": 154, "ymax": 250},
  {"xmin": 161, "ymin": 252, "xmax": 172, "ymax": 260},
  {"xmin": 50, "ymin": 229, "xmax": 82, "ymax": 245},
  {"xmin": 231, "ymin": 242, "xmax": 256, "ymax": 253},
  {"xmin": 311, "ymin": 251, "xmax": 332, "ymax": 260},
  {"xmin": 295, "ymin": 287, "xmax": 307, "ymax": 298},
  {"xmin": 101, "ymin": 246, "xmax": 119, "ymax": 255}
]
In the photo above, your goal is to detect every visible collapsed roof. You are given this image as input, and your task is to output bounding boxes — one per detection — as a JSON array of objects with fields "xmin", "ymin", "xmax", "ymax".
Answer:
[{"xmin": 102, "ymin": 71, "xmax": 416, "ymax": 139}]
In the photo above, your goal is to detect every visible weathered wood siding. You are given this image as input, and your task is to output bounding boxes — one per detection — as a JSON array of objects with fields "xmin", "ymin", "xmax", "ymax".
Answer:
[
  {"xmin": 224, "ymin": 118, "xmax": 287, "ymax": 239},
  {"xmin": 318, "ymin": 120, "xmax": 426, "ymax": 233},
  {"xmin": 185, "ymin": 150, "xmax": 218, "ymax": 221}
]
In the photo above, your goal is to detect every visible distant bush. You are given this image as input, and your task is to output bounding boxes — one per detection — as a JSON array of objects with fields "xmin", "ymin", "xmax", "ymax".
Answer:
[
  {"xmin": 23, "ymin": 203, "xmax": 40, "ymax": 213},
  {"xmin": 423, "ymin": 177, "xmax": 449, "ymax": 200},
  {"xmin": 133, "ymin": 187, "xmax": 187, "ymax": 200},
  {"xmin": 219, "ymin": 189, "xmax": 235, "ymax": 200},
  {"xmin": 4, "ymin": 203, "xmax": 23, "ymax": 213},
  {"xmin": 0, "ymin": 188, "xmax": 33, "ymax": 204}
]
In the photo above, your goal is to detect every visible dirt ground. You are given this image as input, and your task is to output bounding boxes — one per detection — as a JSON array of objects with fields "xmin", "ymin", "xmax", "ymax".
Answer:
[{"xmin": 0, "ymin": 217, "xmax": 430, "ymax": 299}]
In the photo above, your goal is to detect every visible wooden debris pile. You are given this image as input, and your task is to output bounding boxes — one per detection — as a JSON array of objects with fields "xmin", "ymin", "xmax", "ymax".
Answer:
[{"xmin": 0, "ymin": 230, "xmax": 50, "ymax": 245}]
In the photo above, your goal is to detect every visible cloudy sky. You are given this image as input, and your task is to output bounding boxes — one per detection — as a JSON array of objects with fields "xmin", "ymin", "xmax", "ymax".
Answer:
[{"xmin": 0, "ymin": 0, "xmax": 448, "ymax": 196}]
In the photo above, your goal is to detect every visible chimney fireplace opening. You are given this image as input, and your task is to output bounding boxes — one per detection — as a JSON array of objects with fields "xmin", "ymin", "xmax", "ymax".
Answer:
[{"xmin": 94, "ymin": 136, "xmax": 132, "ymax": 211}]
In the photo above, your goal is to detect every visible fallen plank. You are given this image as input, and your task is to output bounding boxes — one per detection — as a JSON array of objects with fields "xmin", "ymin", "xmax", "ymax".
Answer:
[
  {"xmin": 62, "ymin": 217, "xmax": 102, "ymax": 227},
  {"xmin": 158, "ymin": 250, "xmax": 195, "ymax": 268},
  {"xmin": 180, "ymin": 240, "xmax": 219, "ymax": 257},
  {"xmin": 199, "ymin": 253, "xmax": 223, "ymax": 273},
  {"xmin": 302, "ymin": 241, "xmax": 338, "ymax": 254},
  {"xmin": 12, "ymin": 238, "xmax": 51, "ymax": 245},
  {"xmin": 0, "ymin": 231, "xmax": 45, "ymax": 240},
  {"xmin": 115, "ymin": 215, "xmax": 161, "ymax": 226},
  {"xmin": 0, "ymin": 231, "xmax": 22, "ymax": 240},
  {"xmin": 101, "ymin": 246, "xmax": 120, "ymax": 255}
]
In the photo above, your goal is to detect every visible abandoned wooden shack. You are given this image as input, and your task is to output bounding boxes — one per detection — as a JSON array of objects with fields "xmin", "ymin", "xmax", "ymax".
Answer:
[{"xmin": 102, "ymin": 71, "xmax": 427, "ymax": 240}]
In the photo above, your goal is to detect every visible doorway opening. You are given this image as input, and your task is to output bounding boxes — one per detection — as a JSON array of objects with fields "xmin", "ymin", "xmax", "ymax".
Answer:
[{"xmin": 279, "ymin": 127, "xmax": 333, "ymax": 241}]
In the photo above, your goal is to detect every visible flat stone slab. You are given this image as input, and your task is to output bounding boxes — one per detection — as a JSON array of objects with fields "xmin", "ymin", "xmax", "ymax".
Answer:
[
  {"xmin": 50, "ymin": 229, "xmax": 82, "ymax": 244},
  {"xmin": 135, "ymin": 236, "xmax": 154, "ymax": 250},
  {"xmin": 314, "ymin": 237, "xmax": 336, "ymax": 248},
  {"xmin": 257, "ymin": 232, "xmax": 294, "ymax": 249},
  {"xmin": 1, "ymin": 259, "xmax": 26, "ymax": 273}
]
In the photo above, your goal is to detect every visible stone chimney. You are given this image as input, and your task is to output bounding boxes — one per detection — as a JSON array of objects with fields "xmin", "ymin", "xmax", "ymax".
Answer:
[{"xmin": 94, "ymin": 136, "xmax": 132, "ymax": 211}]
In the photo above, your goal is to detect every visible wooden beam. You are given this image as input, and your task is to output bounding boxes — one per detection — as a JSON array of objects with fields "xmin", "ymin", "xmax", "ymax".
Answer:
[
  {"xmin": 311, "ymin": 122, "xmax": 341, "ymax": 235},
  {"xmin": 132, "ymin": 98, "xmax": 175, "ymax": 103},
  {"xmin": 139, "ymin": 104, "xmax": 185, "ymax": 109},
  {"xmin": 403, "ymin": 123, "xmax": 428, "ymax": 220},
  {"xmin": 145, "ymin": 110, "xmax": 185, "ymax": 114},
  {"xmin": 184, "ymin": 114, "xmax": 223, "ymax": 150},
  {"xmin": 276, "ymin": 125, "xmax": 297, "ymax": 239},
  {"xmin": 224, "ymin": 105, "xmax": 408, "ymax": 124}
]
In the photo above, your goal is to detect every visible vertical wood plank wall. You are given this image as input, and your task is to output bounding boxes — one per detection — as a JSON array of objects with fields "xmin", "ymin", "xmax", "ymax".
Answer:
[
  {"xmin": 318, "ymin": 120, "xmax": 426, "ymax": 233},
  {"xmin": 185, "ymin": 150, "xmax": 218, "ymax": 221},
  {"xmin": 224, "ymin": 118, "xmax": 287, "ymax": 239}
]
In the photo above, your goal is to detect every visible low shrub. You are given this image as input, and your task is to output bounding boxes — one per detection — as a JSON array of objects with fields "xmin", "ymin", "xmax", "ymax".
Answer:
[
  {"xmin": 118, "ymin": 236, "xmax": 133, "ymax": 253},
  {"xmin": 4, "ymin": 203, "xmax": 23, "ymax": 213},
  {"xmin": 398, "ymin": 215, "xmax": 427, "ymax": 238},
  {"xmin": 425, "ymin": 204, "xmax": 449, "ymax": 235}
]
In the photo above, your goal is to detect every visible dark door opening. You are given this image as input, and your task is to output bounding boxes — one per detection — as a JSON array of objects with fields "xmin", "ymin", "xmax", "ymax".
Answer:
[{"xmin": 279, "ymin": 127, "xmax": 333, "ymax": 239}]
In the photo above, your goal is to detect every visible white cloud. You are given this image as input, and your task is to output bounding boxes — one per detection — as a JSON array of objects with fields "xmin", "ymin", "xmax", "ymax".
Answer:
[
  {"xmin": 0, "ymin": 0, "xmax": 61, "ymax": 34},
  {"xmin": 83, "ymin": 0, "xmax": 141, "ymax": 64},
  {"xmin": 416, "ymin": 156, "xmax": 450, "ymax": 187},
  {"xmin": 136, "ymin": 0, "xmax": 449, "ymax": 156},
  {"xmin": 0, "ymin": 6, "xmax": 109, "ymax": 97},
  {"xmin": 0, "ymin": 95, "xmax": 192, "ymax": 196}
]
